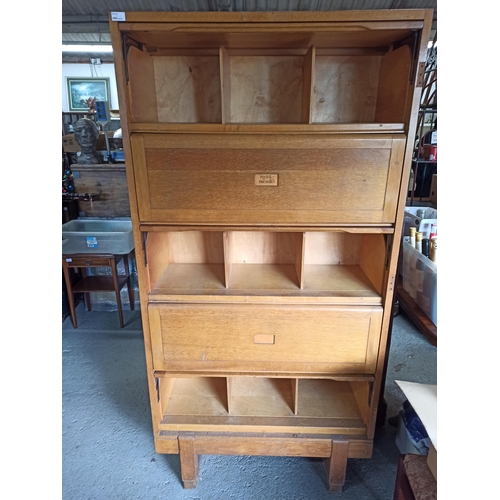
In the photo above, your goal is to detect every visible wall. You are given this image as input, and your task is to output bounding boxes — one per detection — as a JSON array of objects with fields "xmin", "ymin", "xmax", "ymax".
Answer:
[{"xmin": 62, "ymin": 63, "xmax": 119, "ymax": 111}]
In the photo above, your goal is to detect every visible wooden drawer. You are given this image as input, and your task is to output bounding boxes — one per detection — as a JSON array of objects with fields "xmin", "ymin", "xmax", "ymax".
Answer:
[
  {"xmin": 148, "ymin": 303, "xmax": 382, "ymax": 374},
  {"xmin": 63, "ymin": 255, "xmax": 113, "ymax": 267},
  {"xmin": 131, "ymin": 133, "xmax": 405, "ymax": 225}
]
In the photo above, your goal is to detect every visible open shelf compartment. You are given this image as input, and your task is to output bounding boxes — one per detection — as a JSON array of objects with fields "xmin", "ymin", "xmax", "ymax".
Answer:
[
  {"xmin": 158, "ymin": 376, "xmax": 371, "ymax": 435},
  {"xmin": 125, "ymin": 35, "xmax": 413, "ymax": 126},
  {"xmin": 148, "ymin": 229, "xmax": 387, "ymax": 304}
]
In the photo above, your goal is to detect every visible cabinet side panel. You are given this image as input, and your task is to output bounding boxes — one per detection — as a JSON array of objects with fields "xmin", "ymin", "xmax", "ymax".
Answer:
[
  {"xmin": 359, "ymin": 234, "xmax": 386, "ymax": 294},
  {"xmin": 130, "ymin": 135, "xmax": 152, "ymax": 221},
  {"xmin": 110, "ymin": 17, "xmax": 163, "ymax": 434},
  {"xmin": 128, "ymin": 46, "xmax": 159, "ymax": 123},
  {"xmin": 374, "ymin": 44, "xmax": 412, "ymax": 123}
]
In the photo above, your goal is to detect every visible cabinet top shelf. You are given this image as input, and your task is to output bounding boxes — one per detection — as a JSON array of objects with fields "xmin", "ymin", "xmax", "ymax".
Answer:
[{"xmin": 113, "ymin": 10, "xmax": 432, "ymax": 51}]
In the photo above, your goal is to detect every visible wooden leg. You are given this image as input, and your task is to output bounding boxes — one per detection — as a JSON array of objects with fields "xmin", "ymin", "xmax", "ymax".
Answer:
[
  {"xmin": 393, "ymin": 455, "xmax": 416, "ymax": 500},
  {"xmin": 62, "ymin": 262, "xmax": 77, "ymax": 329},
  {"xmin": 179, "ymin": 435, "xmax": 199, "ymax": 489},
  {"xmin": 80, "ymin": 267, "xmax": 91, "ymax": 311},
  {"xmin": 110, "ymin": 258, "xmax": 125, "ymax": 328},
  {"xmin": 323, "ymin": 438, "xmax": 349, "ymax": 493},
  {"xmin": 123, "ymin": 255, "xmax": 134, "ymax": 310}
]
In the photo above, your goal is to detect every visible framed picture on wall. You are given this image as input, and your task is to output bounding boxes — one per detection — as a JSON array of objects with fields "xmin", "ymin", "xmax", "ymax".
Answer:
[{"xmin": 66, "ymin": 77, "xmax": 110, "ymax": 112}]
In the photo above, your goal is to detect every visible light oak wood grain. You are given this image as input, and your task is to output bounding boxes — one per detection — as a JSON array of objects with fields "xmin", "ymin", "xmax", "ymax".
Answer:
[
  {"xmin": 148, "ymin": 303, "xmax": 382, "ymax": 374},
  {"xmin": 229, "ymin": 55, "xmax": 303, "ymax": 123},
  {"xmin": 154, "ymin": 55, "xmax": 221, "ymax": 123},
  {"xmin": 375, "ymin": 44, "xmax": 412, "ymax": 123},
  {"xmin": 128, "ymin": 46, "xmax": 159, "ymax": 123},
  {"xmin": 110, "ymin": 8, "xmax": 434, "ymax": 490},
  {"xmin": 313, "ymin": 55, "xmax": 381, "ymax": 123},
  {"xmin": 133, "ymin": 133, "xmax": 401, "ymax": 224}
]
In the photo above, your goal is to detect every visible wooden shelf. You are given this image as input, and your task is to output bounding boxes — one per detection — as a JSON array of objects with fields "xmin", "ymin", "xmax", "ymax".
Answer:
[
  {"xmin": 72, "ymin": 276, "xmax": 128, "ymax": 293},
  {"xmin": 130, "ymin": 122, "xmax": 405, "ymax": 134},
  {"xmin": 160, "ymin": 377, "xmax": 367, "ymax": 435},
  {"xmin": 150, "ymin": 262, "xmax": 381, "ymax": 304}
]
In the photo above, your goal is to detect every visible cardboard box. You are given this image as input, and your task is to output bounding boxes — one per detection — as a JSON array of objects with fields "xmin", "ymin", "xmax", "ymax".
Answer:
[
  {"xmin": 429, "ymin": 174, "xmax": 437, "ymax": 206},
  {"xmin": 62, "ymin": 131, "xmax": 114, "ymax": 153},
  {"xmin": 62, "ymin": 134, "xmax": 80, "ymax": 153},
  {"xmin": 396, "ymin": 381, "xmax": 437, "ymax": 481}
]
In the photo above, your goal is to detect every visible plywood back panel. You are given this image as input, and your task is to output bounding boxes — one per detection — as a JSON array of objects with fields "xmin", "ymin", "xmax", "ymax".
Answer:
[
  {"xmin": 154, "ymin": 55, "xmax": 222, "ymax": 123},
  {"xmin": 230, "ymin": 56, "xmax": 303, "ymax": 123},
  {"xmin": 228, "ymin": 231, "xmax": 299, "ymax": 264},
  {"xmin": 313, "ymin": 56, "xmax": 381, "ymax": 123},
  {"xmin": 166, "ymin": 231, "xmax": 225, "ymax": 263},
  {"xmin": 304, "ymin": 232, "xmax": 362, "ymax": 265}
]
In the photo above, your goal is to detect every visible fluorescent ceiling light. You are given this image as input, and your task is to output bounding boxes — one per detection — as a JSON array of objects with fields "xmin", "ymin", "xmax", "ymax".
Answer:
[{"xmin": 62, "ymin": 44, "xmax": 113, "ymax": 52}]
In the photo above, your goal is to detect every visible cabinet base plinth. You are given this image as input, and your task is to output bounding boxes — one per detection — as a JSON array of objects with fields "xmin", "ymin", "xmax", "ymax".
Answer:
[{"xmin": 159, "ymin": 432, "xmax": 368, "ymax": 491}]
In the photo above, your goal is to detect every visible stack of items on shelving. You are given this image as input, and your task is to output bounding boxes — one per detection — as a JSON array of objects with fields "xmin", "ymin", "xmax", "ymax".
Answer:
[{"xmin": 401, "ymin": 209, "xmax": 437, "ymax": 326}]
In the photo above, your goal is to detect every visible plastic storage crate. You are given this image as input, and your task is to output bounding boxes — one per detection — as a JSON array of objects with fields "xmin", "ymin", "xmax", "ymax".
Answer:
[
  {"xmin": 62, "ymin": 219, "xmax": 134, "ymax": 255},
  {"xmin": 403, "ymin": 207, "xmax": 437, "ymax": 240},
  {"xmin": 401, "ymin": 241, "xmax": 437, "ymax": 326}
]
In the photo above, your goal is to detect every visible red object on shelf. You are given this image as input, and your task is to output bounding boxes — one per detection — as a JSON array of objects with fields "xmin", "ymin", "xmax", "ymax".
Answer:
[{"xmin": 428, "ymin": 145, "xmax": 437, "ymax": 161}]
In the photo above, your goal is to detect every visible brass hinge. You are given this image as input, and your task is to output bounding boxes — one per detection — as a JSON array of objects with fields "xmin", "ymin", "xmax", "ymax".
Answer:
[{"xmin": 416, "ymin": 62, "xmax": 426, "ymax": 87}]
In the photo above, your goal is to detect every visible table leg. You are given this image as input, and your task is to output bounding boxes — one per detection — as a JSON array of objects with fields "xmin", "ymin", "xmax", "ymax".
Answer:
[
  {"xmin": 62, "ymin": 261, "xmax": 77, "ymax": 329},
  {"xmin": 80, "ymin": 267, "xmax": 92, "ymax": 311},
  {"xmin": 123, "ymin": 254, "xmax": 134, "ymax": 310},
  {"xmin": 111, "ymin": 257, "xmax": 125, "ymax": 328}
]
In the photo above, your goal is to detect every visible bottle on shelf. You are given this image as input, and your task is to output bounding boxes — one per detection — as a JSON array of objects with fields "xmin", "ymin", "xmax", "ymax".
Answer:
[
  {"xmin": 429, "ymin": 223, "xmax": 437, "ymax": 241},
  {"xmin": 409, "ymin": 227, "xmax": 417, "ymax": 248},
  {"xmin": 416, "ymin": 251, "xmax": 426, "ymax": 307},
  {"xmin": 422, "ymin": 238, "xmax": 430, "ymax": 258},
  {"xmin": 415, "ymin": 232, "xmax": 423, "ymax": 252},
  {"xmin": 430, "ymin": 237, "xmax": 437, "ymax": 264}
]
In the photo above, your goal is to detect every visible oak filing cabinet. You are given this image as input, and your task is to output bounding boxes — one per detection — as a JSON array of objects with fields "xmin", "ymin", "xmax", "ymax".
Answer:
[{"xmin": 109, "ymin": 9, "xmax": 433, "ymax": 491}]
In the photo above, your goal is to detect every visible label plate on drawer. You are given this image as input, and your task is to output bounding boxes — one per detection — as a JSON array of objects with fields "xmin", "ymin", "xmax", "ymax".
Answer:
[{"xmin": 254, "ymin": 174, "xmax": 278, "ymax": 186}]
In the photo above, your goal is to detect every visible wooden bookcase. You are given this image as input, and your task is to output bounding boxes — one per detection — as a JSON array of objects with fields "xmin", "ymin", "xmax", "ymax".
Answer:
[{"xmin": 109, "ymin": 10, "xmax": 432, "ymax": 492}]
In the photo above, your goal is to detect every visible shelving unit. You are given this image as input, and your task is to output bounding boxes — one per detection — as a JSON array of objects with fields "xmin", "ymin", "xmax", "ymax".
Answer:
[
  {"xmin": 110, "ymin": 9, "xmax": 432, "ymax": 492},
  {"xmin": 408, "ymin": 34, "xmax": 437, "ymax": 205}
]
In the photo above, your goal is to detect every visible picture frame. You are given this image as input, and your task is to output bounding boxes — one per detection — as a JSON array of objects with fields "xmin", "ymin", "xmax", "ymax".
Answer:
[{"xmin": 66, "ymin": 77, "xmax": 110, "ymax": 112}]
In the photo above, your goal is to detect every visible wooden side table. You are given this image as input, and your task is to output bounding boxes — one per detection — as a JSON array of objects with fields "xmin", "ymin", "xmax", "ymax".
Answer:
[{"xmin": 62, "ymin": 253, "xmax": 134, "ymax": 328}]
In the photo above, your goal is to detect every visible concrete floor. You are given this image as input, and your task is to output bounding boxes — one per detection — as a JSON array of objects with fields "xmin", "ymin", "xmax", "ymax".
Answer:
[{"xmin": 62, "ymin": 303, "xmax": 436, "ymax": 499}]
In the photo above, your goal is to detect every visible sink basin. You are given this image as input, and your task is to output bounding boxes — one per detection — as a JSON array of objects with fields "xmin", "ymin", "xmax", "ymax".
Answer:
[{"xmin": 62, "ymin": 218, "xmax": 134, "ymax": 255}]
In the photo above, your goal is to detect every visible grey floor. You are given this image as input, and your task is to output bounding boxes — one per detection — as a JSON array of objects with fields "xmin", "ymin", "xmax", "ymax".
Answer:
[{"xmin": 62, "ymin": 302, "xmax": 436, "ymax": 500}]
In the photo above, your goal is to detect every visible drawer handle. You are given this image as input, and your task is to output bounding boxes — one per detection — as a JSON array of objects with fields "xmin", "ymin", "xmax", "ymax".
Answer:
[
  {"xmin": 254, "ymin": 334, "xmax": 275, "ymax": 345},
  {"xmin": 85, "ymin": 259, "xmax": 91, "ymax": 266}
]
